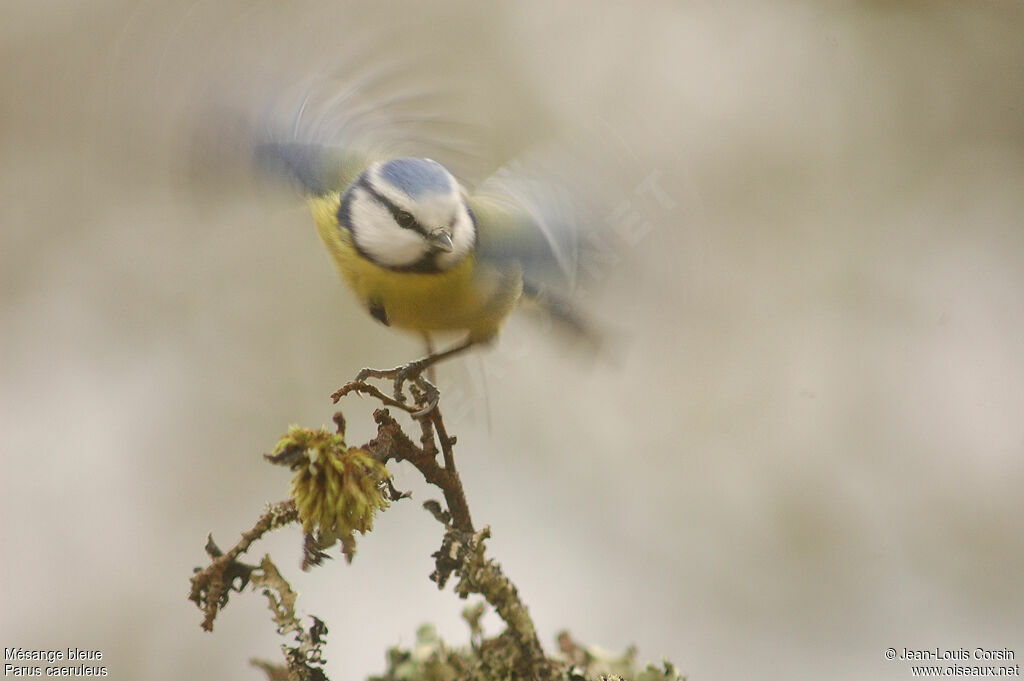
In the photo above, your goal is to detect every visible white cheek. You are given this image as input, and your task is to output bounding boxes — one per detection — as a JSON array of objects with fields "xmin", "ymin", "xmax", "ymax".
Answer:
[{"xmin": 350, "ymin": 194, "xmax": 428, "ymax": 268}]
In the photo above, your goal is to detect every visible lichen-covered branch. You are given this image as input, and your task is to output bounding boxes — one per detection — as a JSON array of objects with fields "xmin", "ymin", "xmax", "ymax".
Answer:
[
  {"xmin": 429, "ymin": 521, "xmax": 551, "ymax": 679},
  {"xmin": 189, "ymin": 372, "xmax": 683, "ymax": 681},
  {"xmin": 365, "ymin": 406, "xmax": 473, "ymax": 533},
  {"xmin": 336, "ymin": 379, "xmax": 554, "ymax": 678},
  {"xmin": 250, "ymin": 556, "xmax": 330, "ymax": 681},
  {"xmin": 189, "ymin": 500, "xmax": 299, "ymax": 631}
]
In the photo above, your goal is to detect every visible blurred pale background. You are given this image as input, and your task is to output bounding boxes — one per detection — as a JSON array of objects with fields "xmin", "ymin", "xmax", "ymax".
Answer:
[{"xmin": 3, "ymin": 1, "xmax": 1023, "ymax": 680}]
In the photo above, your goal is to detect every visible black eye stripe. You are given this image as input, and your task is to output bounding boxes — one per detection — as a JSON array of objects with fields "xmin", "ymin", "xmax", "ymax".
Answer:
[{"xmin": 359, "ymin": 177, "xmax": 426, "ymax": 235}]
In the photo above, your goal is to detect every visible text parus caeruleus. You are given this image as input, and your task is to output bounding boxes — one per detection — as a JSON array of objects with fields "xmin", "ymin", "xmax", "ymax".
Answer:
[{"xmin": 251, "ymin": 85, "xmax": 594, "ymax": 404}]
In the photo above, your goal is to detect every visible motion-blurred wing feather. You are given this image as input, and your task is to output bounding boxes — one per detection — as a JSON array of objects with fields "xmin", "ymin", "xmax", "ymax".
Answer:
[
  {"xmin": 469, "ymin": 161, "xmax": 581, "ymax": 293},
  {"xmin": 254, "ymin": 142, "xmax": 368, "ymax": 196}
]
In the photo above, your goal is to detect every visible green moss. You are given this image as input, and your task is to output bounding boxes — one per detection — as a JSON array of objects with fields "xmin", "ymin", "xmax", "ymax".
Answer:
[{"xmin": 268, "ymin": 426, "xmax": 391, "ymax": 561}]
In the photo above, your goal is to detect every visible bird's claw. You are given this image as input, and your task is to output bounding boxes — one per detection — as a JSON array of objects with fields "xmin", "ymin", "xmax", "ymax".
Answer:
[
  {"xmin": 350, "ymin": 358, "xmax": 439, "ymax": 416},
  {"xmin": 409, "ymin": 379, "xmax": 440, "ymax": 418},
  {"xmin": 354, "ymin": 366, "xmax": 387, "ymax": 383},
  {"xmin": 394, "ymin": 360, "xmax": 428, "ymax": 400}
]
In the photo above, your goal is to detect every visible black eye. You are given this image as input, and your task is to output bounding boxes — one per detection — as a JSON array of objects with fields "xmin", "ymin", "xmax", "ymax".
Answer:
[{"xmin": 394, "ymin": 210, "xmax": 416, "ymax": 229}]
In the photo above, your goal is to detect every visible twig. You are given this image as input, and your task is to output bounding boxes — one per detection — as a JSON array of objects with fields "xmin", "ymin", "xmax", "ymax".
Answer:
[
  {"xmin": 430, "ymin": 522, "xmax": 551, "ymax": 678},
  {"xmin": 344, "ymin": 386, "xmax": 548, "ymax": 676},
  {"xmin": 189, "ymin": 500, "xmax": 299, "ymax": 630},
  {"xmin": 332, "ymin": 380, "xmax": 417, "ymax": 413},
  {"xmin": 366, "ymin": 408, "xmax": 473, "ymax": 533}
]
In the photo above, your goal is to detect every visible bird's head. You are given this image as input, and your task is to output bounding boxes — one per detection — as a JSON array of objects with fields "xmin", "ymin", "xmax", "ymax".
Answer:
[{"xmin": 340, "ymin": 157, "xmax": 476, "ymax": 271}]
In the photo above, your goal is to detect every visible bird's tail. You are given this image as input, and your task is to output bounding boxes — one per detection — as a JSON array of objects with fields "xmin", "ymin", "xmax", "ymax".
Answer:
[{"xmin": 519, "ymin": 279, "xmax": 603, "ymax": 352}]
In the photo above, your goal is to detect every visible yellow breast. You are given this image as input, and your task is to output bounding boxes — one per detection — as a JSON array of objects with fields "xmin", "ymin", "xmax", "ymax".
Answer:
[{"xmin": 309, "ymin": 193, "xmax": 521, "ymax": 342}]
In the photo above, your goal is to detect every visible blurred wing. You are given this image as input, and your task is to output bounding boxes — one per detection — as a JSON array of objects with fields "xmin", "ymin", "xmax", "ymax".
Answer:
[
  {"xmin": 254, "ymin": 142, "xmax": 368, "ymax": 197},
  {"xmin": 470, "ymin": 130, "xmax": 624, "ymax": 287},
  {"xmin": 193, "ymin": 66, "xmax": 485, "ymax": 197},
  {"xmin": 469, "ymin": 159, "xmax": 582, "ymax": 293},
  {"xmin": 468, "ymin": 133, "xmax": 637, "ymax": 345},
  {"xmin": 469, "ymin": 152, "xmax": 610, "ymax": 342},
  {"xmin": 251, "ymin": 75, "xmax": 421, "ymax": 195}
]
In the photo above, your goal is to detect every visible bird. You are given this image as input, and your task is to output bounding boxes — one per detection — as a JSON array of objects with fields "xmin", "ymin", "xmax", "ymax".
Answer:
[{"xmin": 250, "ymin": 84, "xmax": 596, "ymax": 411}]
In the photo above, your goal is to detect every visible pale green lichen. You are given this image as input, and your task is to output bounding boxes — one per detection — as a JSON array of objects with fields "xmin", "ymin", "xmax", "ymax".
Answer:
[{"xmin": 366, "ymin": 609, "xmax": 685, "ymax": 681}]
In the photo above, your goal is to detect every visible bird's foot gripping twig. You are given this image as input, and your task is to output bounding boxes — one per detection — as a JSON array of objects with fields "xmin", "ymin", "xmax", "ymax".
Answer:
[
  {"xmin": 347, "ymin": 357, "xmax": 441, "ymax": 416},
  {"xmin": 336, "ymin": 339, "xmax": 475, "ymax": 416}
]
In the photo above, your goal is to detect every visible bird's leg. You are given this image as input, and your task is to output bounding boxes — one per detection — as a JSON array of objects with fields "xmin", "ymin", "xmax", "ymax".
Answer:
[
  {"xmin": 397, "ymin": 338, "xmax": 475, "ymax": 415},
  {"xmin": 421, "ymin": 332, "xmax": 438, "ymax": 385},
  {"xmin": 354, "ymin": 338, "xmax": 475, "ymax": 414}
]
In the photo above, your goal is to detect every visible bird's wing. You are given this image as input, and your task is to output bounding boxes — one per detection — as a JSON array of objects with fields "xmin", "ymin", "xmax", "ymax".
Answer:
[
  {"xmin": 467, "ymin": 131, "xmax": 636, "ymax": 345},
  {"xmin": 249, "ymin": 77, "xmax": 400, "ymax": 195},
  {"xmin": 467, "ymin": 154, "xmax": 607, "ymax": 342},
  {"xmin": 254, "ymin": 142, "xmax": 368, "ymax": 197},
  {"xmin": 468, "ymin": 159, "xmax": 582, "ymax": 293},
  {"xmin": 249, "ymin": 68, "xmax": 489, "ymax": 196}
]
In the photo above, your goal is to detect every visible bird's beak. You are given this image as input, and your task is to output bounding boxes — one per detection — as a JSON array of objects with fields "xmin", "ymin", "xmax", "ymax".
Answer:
[{"xmin": 428, "ymin": 230, "xmax": 454, "ymax": 253}]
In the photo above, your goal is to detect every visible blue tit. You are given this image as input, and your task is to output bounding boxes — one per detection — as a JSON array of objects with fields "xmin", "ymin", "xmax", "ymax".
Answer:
[
  {"xmin": 255, "ymin": 137, "xmax": 589, "ymax": 393},
  {"xmin": 312, "ymin": 156, "xmax": 519, "ymax": 345}
]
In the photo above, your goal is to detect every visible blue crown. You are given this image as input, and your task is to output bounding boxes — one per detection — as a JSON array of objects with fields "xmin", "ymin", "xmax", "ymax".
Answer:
[{"xmin": 379, "ymin": 158, "xmax": 453, "ymax": 198}]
